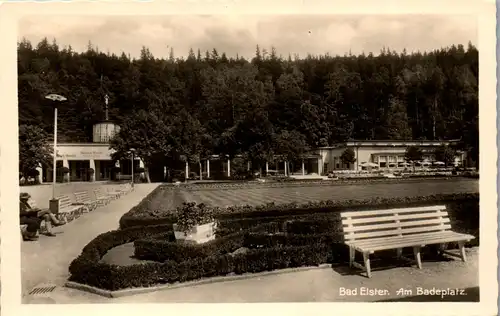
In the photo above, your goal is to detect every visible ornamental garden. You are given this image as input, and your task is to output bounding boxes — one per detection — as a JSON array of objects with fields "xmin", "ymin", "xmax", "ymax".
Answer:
[{"xmin": 67, "ymin": 180, "xmax": 479, "ymax": 293}]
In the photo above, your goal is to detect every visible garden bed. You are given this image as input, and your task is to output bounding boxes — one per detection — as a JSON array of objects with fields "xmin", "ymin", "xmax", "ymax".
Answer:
[{"xmin": 69, "ymin": 193, "xmax": 479, "ymax": 292}]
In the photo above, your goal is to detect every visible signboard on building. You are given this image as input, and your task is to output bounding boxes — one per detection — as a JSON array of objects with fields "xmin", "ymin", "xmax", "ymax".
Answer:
[{"xmin": 55, "ymin": 144, "xmax": 115, "ymax": 161}]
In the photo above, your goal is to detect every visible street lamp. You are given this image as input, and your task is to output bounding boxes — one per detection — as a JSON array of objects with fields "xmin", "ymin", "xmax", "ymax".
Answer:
[
  {"xmin": 129, "ymin": 148, "xmax": 136, "ymax": 188},
  {"xmin": 45, "ymin": 93, "xmax": 67, "ymax": 199}
]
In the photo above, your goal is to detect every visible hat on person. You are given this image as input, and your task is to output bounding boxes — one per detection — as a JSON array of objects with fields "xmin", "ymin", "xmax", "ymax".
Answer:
[{"xmin": 20, "ymin": 192, "xmax": 31, "ymax": 200}]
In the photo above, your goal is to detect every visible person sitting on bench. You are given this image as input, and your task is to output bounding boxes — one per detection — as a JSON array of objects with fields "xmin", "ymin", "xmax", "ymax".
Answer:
[{"xmin": 20, "ymin": 193, "xmax": 64, "ymax": 239}]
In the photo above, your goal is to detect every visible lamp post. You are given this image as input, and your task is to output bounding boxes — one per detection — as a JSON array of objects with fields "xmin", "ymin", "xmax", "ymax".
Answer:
[
  {"xmin": 45, "ymin": 94, "xmax": 67, "ymax": 199},
  {"xmin": 130, "ymin": 148, "xmax": 136, "ymax": 188}
]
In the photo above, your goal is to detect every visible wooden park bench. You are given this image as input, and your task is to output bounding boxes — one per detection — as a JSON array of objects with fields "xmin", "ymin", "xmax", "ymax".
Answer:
[
  {"xmin": 341, "ymin": 205, "xmax": 475, "ymax": 278},
  {"xmin": 93, "ymin": 189, "xmax": 113, "ymax": 206},
  {"xmin": 73, "ymin": 191, "xmax": 99, "ymax": 212},
  {"xmin": 120, "ymin": 183, "xmax": 134, "ymax": 193},
  {"xmin": 55, "ymin": 195, "xmax": 88, "ymax": 223},
  {"xmin": 104, "ymin": 186, "xmax": 122, "ymax": 199}
]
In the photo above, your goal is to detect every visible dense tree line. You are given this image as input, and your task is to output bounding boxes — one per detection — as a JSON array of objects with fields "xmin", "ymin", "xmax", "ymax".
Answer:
[{"xmin": 18, "ymin": 38, "xmax": 479, "ymax": 179}]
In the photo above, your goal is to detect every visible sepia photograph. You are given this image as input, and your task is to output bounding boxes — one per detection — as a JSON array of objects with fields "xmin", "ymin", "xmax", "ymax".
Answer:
[{"xmin": 0, "ymin": 1, "xmax": 496, "ymax": 315}]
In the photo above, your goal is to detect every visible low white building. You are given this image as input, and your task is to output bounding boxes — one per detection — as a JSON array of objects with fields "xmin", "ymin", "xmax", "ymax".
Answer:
[{"xmin": 301, "ymin": 140, "xmax": 466, "ymax": 175}]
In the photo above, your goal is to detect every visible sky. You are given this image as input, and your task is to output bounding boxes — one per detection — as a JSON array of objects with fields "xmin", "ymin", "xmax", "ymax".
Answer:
[{"xmin": 18, "ymin": 14, "xmax": 477, "ymax": 59}]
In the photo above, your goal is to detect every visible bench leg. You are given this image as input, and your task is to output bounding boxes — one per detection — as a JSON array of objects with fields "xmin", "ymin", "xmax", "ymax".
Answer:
[
  {"xmin": 458, "ymin": 241, "xmax": 467, "ymax": 262},
  {"xmin": 413, "ymin": 246, "xmax": 422, "ymax": 269},
  {"xmin": 349, "ymin": 246, "xmax": 355, "ymax": 268},
  {"xmin": 362, "ymin": 252, "xmax": 372, "ymax": 278}
]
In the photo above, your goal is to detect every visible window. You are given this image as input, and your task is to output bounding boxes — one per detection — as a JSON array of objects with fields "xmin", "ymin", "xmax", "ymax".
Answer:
[{"xmin": 380, "ymin": 162, "xmax": 387, "ymax": 168}]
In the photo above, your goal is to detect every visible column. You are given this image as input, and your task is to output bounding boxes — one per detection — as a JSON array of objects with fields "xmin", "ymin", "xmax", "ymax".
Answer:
[
  {"xmin": 207, "ymin": 159, "xmax": 210, "ymax": 178},
  {"xmin": 284, "ymin": 161, "xmax": 288, "ymax": 176},
  {"xmin": 63, "ymin": 159, "xmax": 70, "ymax": 182},
  {"xmin": 36, "ymin": 164, "xmax": 43, "ymax": 184},
  {"xmin": 89, "ymin": 159, "xmax": 96, "ymax": 181},
  {"xmin": 247, "ymin": 161, "xmax": 250, "ymax": 171},
  {"xmin": 266, "ymin": 161, "xmax": 269, "ymax": 174},
  {"xmin": 317, "ymin": 157, "xmax": 322, "ymax": 175},
  {"xmin": 302, "ymin": 160, "xmax": 305, "ymax": 176},
  {"xmin": 227, "ymin": 159, "xmax": 231, "ymax": 177},
  {"xmin": 185, "ymin": 161, "xmax": 189, "ymax": 181},
  {"xmin": 199, "ymin": 161, "xmax": 203, "ymax": 180}
]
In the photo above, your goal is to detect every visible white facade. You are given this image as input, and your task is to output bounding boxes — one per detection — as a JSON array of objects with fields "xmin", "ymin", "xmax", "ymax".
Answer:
[{"xmin": 313, "ymin": 140, "xmax": 465, "ymax": 174}]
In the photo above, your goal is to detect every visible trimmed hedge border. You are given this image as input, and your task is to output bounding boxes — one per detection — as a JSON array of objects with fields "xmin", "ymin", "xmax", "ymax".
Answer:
[
  {"xmin": 120, "ymin": 192, "xmax": 479, "ymax": 229},
  {"xmin": 69, "ymin": 194, "xmax": 479, "ymax": 293}
]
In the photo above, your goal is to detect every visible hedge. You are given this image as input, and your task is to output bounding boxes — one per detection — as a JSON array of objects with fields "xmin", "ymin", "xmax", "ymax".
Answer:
[
  {"xmin": 69, "ymin": 194, "xmax": 479, "ymax": 291},
  {"xmin": 119, "ymin": 192, "xmax": 479, "ymax": 229}
]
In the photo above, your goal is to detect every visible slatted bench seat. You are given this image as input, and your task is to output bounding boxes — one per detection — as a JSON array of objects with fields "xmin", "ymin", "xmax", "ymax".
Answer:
[
  {"xmin": 74, "ymin": 191, "xmax": 99, "ymax": 212},
  {"xmin": 94, "ymin": 189, "xmax": 112, "ymax": 205},
  {"xmin": 106, "ymin": 186, "xmax": 124, "ymax": 199},
  {"xmin": 118, "ymin": 183, "xmax": 133, "ymax": 194},
  {"xmin": 56, "ymin": 195, "xmax": 88, "ymax": 223},
  {"xmin": 341, "ymin": 205, "xmax": 475, "ymax": 278}
]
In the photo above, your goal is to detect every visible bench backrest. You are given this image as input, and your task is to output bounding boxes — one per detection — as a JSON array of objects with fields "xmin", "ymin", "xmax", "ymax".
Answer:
[
  {"xmin": 341, "ymin": 205, "xmax": 451, "ymax": 242},
  {"xmin": 57, "ymin": 195, "xmax": 74, "ymax": 211},
  {"xmin": 94, "ymin": 189, "xmax": 108, "ymax": 199},
  {"xmin": 74, "ymin": 191, "xmax": 92, "ymax": 203}
]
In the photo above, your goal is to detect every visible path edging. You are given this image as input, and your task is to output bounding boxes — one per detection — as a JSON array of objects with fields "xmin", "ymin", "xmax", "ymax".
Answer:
[{"xmin": 65, "ymin": 263, "xmax": 333, "ymax": 298}]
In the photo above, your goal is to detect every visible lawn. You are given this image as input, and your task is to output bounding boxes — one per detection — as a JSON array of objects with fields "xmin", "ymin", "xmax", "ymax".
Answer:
[{"xmin": 152, "ymin": 178, "xmax": 479, "ymax": 209}]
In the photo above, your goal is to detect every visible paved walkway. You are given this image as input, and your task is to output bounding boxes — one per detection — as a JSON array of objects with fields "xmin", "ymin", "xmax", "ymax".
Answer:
[
  {"xmin": 21, "ymin": 183, "xmax": 160, "ymax": 302},
  {"xmin": 27, "ymin": 247, "xmax": 478, "ymax": 303}
]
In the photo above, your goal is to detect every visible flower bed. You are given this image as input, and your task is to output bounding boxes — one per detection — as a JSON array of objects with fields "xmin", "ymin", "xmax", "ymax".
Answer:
[{"xmin": 68, "ymin": 194, "xmax": 478, "ymax": 292}]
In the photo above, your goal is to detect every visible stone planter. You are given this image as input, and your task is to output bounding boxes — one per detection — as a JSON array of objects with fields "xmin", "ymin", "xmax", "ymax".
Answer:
[{"xmin": 173, "ymin": 221, "xmax": 216, "ymax": 244}]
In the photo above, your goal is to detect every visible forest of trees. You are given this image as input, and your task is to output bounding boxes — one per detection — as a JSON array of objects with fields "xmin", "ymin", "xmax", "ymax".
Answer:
[{"xmin": 18, "ymin": 38, "xmax": 479, "ymax": 177}]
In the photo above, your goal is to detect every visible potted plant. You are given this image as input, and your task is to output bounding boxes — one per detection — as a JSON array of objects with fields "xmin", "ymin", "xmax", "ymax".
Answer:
[{"xmin": 172, "ymin": 202, "xmax": 217, "ymax": 244}]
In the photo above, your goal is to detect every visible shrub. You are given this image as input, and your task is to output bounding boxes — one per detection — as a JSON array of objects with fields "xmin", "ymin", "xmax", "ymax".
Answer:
[{"xmin": 174, "ymin": 202, "xmax": 215, "ymax": 233}]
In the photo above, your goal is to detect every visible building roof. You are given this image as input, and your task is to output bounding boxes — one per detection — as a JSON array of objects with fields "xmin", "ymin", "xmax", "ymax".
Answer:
[{"xmin": 317, "ymin": 139, "xmax": 461, "ymax": 149}]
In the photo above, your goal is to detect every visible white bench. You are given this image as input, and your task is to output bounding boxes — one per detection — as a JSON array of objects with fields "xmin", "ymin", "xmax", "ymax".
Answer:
[
  {"xmin": 74, "ymin": 191, "xmax": 99, "ymax": 212},
  {"xmin": 341, "ymin": 205, "xmax": 475, "ymax": 278},
  {"xmin": 119, "ymin": 183, "xmax": 134, "ymax": 194},
  {"xmin": 93, "ymin": 189, "xmax": 112, "ymax": 205},
  {"xmin": 56, "ymin": 195, "xmax": 87, "ymax": 223},
  {"xmin": 105, "ymin": 186, "xmax": 123, "ymax": 199}
]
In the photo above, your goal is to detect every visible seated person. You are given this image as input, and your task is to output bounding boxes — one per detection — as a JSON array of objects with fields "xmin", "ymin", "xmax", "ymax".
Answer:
[{"xmin": 20, "ymin": 193, "xmax": 64, "ymax": 239}]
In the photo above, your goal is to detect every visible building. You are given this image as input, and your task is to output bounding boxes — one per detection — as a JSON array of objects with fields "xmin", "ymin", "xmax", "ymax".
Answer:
[
  {"xmin": 299, "ymin": 140, "xmax": 466, "ymax": 175},
  {"xmin": 36, "ymin": 135, "xmax": 467, "ymax": 183},
  {"xmin": 38, "ymin": 120, "xmax": 144, "ymax": 183}
]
